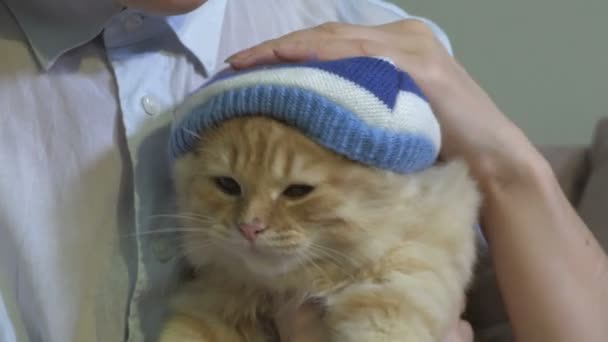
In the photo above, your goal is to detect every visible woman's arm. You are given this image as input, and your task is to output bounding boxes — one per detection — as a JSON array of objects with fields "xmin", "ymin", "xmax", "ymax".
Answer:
[
  {"xmin": 229, "ymin": 19, "xmax": 608, "ymax": 341},
  {"xmin": 477, "ymin": 147, "xmax": 608, "ymax": 341}
]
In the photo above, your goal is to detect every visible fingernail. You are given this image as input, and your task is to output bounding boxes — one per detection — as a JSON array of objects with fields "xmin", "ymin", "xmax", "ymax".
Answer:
[
  {"xmin": 225, "ymin": 50, "xmax": 252, "ymax": 64},
  {"xmin": 224, "ymin": 54, "xmax": 237, "ymax": 63}
]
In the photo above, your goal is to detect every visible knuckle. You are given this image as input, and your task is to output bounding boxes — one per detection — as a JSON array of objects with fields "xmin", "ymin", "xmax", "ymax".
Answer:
[
  {"xmin": 420, "ymin": 57, "xmax": 449, "ymax": 87},
  {"xmin": 399, "ymin": 19, "xmax": 434, "ymax": 36},
  {"xmin": 355, "ymin": 39, "xmax": 375, "ymax": 56},
  {"xmin": 395, "ymin": 20, "xmax": 443, "ymax": 54},
  {"xmin": 317, "ymin": 21, "xmax": 346, "ymax": 35},
  {"xmin": 416, "ymin": 35, "xmax": 439, "ymax": 54}
]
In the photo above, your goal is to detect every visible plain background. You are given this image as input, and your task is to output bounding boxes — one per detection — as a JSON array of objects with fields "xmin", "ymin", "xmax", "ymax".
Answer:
[{"xmin": 388, "ymin": 0, "xmax": 608, "ymax": 145}]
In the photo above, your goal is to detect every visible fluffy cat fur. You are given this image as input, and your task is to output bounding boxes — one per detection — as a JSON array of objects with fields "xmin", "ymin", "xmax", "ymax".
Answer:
[{"xmin": 160, "ymin": 117, "xmax": 480, "ymax": 342}]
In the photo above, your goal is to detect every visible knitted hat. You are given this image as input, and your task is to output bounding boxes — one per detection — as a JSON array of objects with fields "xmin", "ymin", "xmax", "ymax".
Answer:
[{"xmin": 169, "ymin": 56, "xmax": 440, "ymax": 173}]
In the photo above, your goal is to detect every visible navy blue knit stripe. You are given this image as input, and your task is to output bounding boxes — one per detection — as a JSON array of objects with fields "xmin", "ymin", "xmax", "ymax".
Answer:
[
  {"xmin": 170, "ymin": 85, "xmax": 436, "ymax": 173},
  {"xmin": 305, "ymin": 57, "xmax": 428, "ymax": 103},
  {"xmin": 301, "ymin": 57, "xmax": 400, "ymax": 108},
  {"xmin": 198, "ymin": 57, "xmax": 427, "ymax": 106}
]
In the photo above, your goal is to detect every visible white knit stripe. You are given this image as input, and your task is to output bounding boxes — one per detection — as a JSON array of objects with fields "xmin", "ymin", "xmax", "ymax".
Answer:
[
  {"xmin": 394, "ymin": 91, "xmax": 441, "ymax": 149},
  {"xmin": 176, "ymin": 66, "xmax": 412, "ymax": 132},
  {"xmin": 372, "ymin": 56, "xmax": 396, "ymax": 66}
]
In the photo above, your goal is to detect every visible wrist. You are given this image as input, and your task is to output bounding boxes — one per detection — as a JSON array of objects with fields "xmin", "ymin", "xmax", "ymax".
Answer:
[
  {"xmin": 470, "ymin": 142, "xmax": 555, "ymax": 196},
  {"xmin": 472, "ymin": 140, "xmax": 566, "ymax": 240}
]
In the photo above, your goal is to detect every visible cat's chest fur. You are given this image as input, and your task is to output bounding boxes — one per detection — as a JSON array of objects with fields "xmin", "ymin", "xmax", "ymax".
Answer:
[
  {"xmin": 184, "ymin": 239, "xmax": 414, "ymax": 323},
  {"xmin": 190, "ymin": 260, "xmax": 354, "ymax": 314}
]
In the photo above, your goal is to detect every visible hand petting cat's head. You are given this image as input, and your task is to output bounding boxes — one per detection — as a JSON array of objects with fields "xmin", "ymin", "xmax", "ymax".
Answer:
[{"xmin": 172, "ymin": 115, "xmax": 478, "ymax": 291}]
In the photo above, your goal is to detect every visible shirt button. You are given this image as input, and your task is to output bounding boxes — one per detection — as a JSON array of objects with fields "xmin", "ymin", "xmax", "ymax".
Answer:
[
  {"xmin": 124, "ymin": 14, "xmax": 144, "ymax": 32},
  {"xmin": 141, "ymin": 95, "xmax": 161, "ymax": 116}
]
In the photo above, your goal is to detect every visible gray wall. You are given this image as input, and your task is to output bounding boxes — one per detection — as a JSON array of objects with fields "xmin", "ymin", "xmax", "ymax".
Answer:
[{"xmin": 389, "ymin": 0, "xmax": 608, "ymax": 145}]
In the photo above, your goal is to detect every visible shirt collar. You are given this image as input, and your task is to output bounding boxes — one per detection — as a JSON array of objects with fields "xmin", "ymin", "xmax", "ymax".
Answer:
[
  {"xmin": 4, "ymin": 0, "xmax": 227, "ymax": 73},
  {"xmin": 166, "ymin": 0, "xmax": 227, "ymax": 76}
]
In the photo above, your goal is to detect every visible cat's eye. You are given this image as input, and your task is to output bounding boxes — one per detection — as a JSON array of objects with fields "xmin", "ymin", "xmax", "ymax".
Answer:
[
  {"xmin": 282, "ymin": 184, "xmax": 315, "ymax": 199},
  {"xmin": 213, "ymin": 177, "xmax": 242, "ymax": 196}
]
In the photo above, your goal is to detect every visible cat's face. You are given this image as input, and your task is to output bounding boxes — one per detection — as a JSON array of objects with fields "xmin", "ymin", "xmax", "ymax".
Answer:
[{"xmin": 173, "ymin": 117, "xmax": 403, "ymax": 278}]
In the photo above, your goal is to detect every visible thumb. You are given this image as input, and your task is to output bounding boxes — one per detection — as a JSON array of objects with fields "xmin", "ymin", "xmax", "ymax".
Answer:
[
  {"xmin": 443, "ymin": 319, "xmax": 474, "ymax": 342},
  {"xmin": 275, "ymin": 301, "xmax": 327, "ymax": 342}
]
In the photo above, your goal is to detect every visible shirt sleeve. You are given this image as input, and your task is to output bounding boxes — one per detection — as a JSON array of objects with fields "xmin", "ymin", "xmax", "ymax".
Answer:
[{"xmin": 332, "ymin": 0, "xmax": 453, "ymax": 56}]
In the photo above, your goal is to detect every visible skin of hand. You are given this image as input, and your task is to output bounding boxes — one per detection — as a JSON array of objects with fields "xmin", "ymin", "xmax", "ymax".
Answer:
[
  {"xmin": 274, "ymin": 300, "xmax": 472, "ymax": 342},
  {"xmin": 226, "ymin": 20, "xmax": 542, "ymax": 186},
  {"xmin": 228, "ymin": 20, "xmax": 608, "ymax": 342}
]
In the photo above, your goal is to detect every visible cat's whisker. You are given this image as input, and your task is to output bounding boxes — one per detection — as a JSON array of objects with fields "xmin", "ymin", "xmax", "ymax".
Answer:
[
  {"xmin": 308, "ymin": 248, "xmax": 349, "ymax": 270},
  {"xmin": 122, "ymin": 227, "xmax": 213, "ymax": 238},
  {"xmin": 202, "ymin": 231, "xmax": 243, "ymax": 248},
  {"xmin": 176, "ymin": 212, "xmax": 217, "ymax": 220},
  {"xmin": 306, "ymin": 246, "xmax": 357, "ymax": 280},
  {"xmin": 147, "ymin": 213, "xmax": 206, "ymax": 220},
  {"xmin": 299, "ymin": 249, "xmax": 336, "ymax": 283},
  {"xmin": 181, "ymin": 240, "xmax": 215, "ymax": 252},
  {"xmin": 309, "ymin": 243, "xmax": 364, "ymax": 266},
  {"xmin": 306, "ymin": 250, "xmax": 345, "ymax": 279},
  {"xmin": 146, "ymin": 213, "xmax": 216, "ymax": 224},
  {"xmin": 321, "ymin": 243, "xmax": 368, "ymax": 264},
  {"xmin": 296, "ymin": 254, "xmax": 316, "ymax": 286},
  {"xmin": 293, "ymin": 253, "xmax": 317, "ymax": 288}
]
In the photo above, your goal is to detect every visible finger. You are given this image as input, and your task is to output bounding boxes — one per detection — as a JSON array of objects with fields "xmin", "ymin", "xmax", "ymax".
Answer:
[
  {"xmin": 273, "ymin": 37, "xmax": 424, "ymax": 71},
  {"xmin": 457, "ymin": 320, "xmax": 474, "ymax": 342},
  {"xmin": 317, "ymin": 38, "xmax": 427, "ymax": 78},
  {"xmin": 232, "ymin": 35, "xmax": 431, "ymax": 82},
  {"xmin": 227, "ymin": 22, "xmax": 395, "ymax": 68},
  {"xmin": 229, "ymin": 35, "xmax": 412, "ymax": 69},
  {"xmin": 226, "ymin": 38, "xmax": 283, "ymax": 69},
  {"xmin": 226, "ymin": 28, "xmax": 325, "ymax": 68},
  {"xmin": 443, "ymin": 319, "xmax": 474, "ymax": 342},
  {"xmin": 374, "ymin": 18, "xmax": 436, "ymax": 37},
  {"xmin": 227, "ymin": 19, "xmax": 443, "ymax": 72},
  {"xmin": 275, "ymin": 301, "xmax": 325, "ymax": 342},
  {"xmin": 273, "ymin": 38, "xmax": 372, "ymax": 62}
]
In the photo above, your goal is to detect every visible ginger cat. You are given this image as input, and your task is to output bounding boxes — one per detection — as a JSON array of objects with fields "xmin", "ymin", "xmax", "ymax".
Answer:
[{"xmin": 160, "ymin": 117, "xmax": 480, "ymax": 341}]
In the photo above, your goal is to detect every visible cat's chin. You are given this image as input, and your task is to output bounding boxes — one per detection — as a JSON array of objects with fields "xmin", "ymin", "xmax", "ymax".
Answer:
[
  {"xmin": 185, "ymin": 238, "xmax": 308, "ymax": 280},
  {"xmin": 229, "ymin": 246, "xmax": 303, "ymax": 278}
]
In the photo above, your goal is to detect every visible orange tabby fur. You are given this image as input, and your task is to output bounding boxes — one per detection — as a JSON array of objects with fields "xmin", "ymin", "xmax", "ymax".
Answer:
[{"xmin": 160, "ymin": 117, "xmax": 480, "ymax": 342}]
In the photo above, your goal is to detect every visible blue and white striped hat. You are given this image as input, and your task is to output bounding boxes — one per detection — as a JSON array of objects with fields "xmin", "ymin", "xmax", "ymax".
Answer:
[{"xmin": 169, "ymin": 56, "xmax": 440, "ymax": 173}]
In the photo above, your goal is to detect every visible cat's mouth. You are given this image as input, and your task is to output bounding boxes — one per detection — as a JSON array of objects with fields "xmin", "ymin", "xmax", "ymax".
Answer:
[
  {"xmin": 226, "ymin": 242, "xmax": 309, "ymax": 276},
  {"xmin": 229, "ymin": 234, "xmax": 310, "ymax": 266},
  {"xmin": 240, "ymin": 240, "xmax": 305, "ymax": 259},
  {"xmin": 245, "ymin": 242, "xmax": 278, "ymax": 257}
]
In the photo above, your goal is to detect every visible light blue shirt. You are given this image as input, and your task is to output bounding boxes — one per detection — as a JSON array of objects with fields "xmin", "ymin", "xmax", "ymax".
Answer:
[{"xmin": 0, "ymin": 1, "xmax": 451, "ymax": 341}]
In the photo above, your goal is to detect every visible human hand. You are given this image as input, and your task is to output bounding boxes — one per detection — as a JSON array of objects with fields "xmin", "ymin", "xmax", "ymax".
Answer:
[
  {"xmin": 226, "ymin": 20, "xmax": 549, "ymax": 188},
  {"xmin": 443, "ymin": 319, "xmax": 474, "ymax": 342},
  {"xmin": 275, "ymin": 301, "xmax": 327, "ymax": 342},
  {"xmin": 275, "ymin": 300, "xmax": 473, "ymax": 342}
]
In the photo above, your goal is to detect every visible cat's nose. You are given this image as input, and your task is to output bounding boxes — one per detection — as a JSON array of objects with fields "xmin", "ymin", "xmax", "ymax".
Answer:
[{"xmin": 238, "ymin": 219, "xmax": 266, "ymax": 242}]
